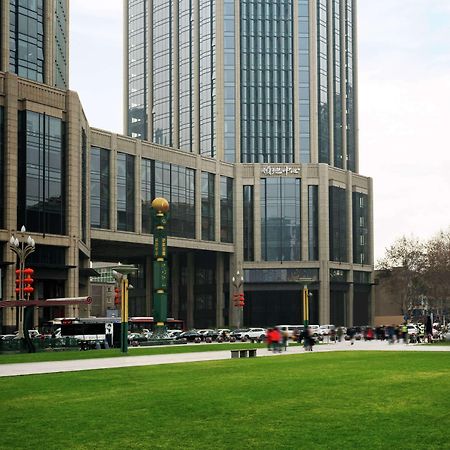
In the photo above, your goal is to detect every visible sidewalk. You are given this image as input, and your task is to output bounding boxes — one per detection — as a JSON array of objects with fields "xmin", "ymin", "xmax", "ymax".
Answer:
[{"xmin": 1, "ymin": 340, "xmax": 448, "ymax": 377}]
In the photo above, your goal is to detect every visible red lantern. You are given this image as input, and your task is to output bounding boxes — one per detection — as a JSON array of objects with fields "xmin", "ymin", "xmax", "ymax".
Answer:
[
  {"xmin": 23, "ymin": 268, "xmax": 34, "ymax": 275},
  {"xmin": 24, "ymin": 286, "xmax": 34, "ymax": 294}
]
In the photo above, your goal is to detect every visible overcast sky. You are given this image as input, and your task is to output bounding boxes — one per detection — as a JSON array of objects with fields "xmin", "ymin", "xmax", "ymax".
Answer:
[{"xmin": 69, "ymin": 0, "xmax": 450, "ymax": 262}]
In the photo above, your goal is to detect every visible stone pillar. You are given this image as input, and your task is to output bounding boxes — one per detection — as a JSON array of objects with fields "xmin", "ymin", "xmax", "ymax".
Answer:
[
  {"xmin": 171, "ymin": 253, "xmax": 180, "ymax": 319},
  {"xmin": 215, "ymin": 253, "xmax": 224, "ymax": 327},
  {"xmin": 318, "ymin": 164, "xmax": 330, "ymax": 323},
  {"xmin": 186, "ymin": 253, "xmax": 194, "ymax": 329}
]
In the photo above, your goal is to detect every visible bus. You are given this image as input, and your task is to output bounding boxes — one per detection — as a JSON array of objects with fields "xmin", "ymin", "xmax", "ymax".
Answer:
[{"xmin": 59, "ymin": 316, "xmax": 184, "ymax": 347}]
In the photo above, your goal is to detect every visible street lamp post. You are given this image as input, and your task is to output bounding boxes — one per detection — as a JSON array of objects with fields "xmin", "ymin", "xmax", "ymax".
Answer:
[
  {"xmin": 112, "ymin": 264, "xmax": 137, "ymax": 353},
  {"xmin": 9, "ymin": 226, "xmax": 35, "ymax": 339},
  {"xmin": 232, "ymin": 270, "xmax": 244, "ymax": 328},
  {"xmin": 298, "ymin": 278, "xmax": 313, "ymax": 329}
]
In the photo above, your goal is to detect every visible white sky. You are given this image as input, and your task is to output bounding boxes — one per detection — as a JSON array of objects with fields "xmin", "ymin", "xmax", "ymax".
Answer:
[{"xmin": 69, "ymin": 0, "xmax": 450, "ymax": 262}]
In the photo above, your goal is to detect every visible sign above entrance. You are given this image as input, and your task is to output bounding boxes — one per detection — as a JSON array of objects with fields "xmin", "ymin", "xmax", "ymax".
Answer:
[{"xmin": 261, "ymin": 166, "xmax": 301, "ymax": 176}]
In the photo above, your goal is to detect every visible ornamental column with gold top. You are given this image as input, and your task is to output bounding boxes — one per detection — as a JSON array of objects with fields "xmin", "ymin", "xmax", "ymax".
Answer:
[{"xmin": 151, "ymin": 198, "xmax": 170, "ymax": 333}]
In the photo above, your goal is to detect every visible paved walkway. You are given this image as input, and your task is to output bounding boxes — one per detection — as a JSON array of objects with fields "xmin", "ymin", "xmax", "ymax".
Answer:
[{"xmin": 1, "ymin": 340, "xmax": 448, "ymax": 378}]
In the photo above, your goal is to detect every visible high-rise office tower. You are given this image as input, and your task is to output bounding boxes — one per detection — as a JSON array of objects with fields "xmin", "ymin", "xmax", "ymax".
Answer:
[
  {"xmin": 1, "ymin": 0, "xmax": 69, "ymax": 88},
  {"xmin": 125, "ymin": 0, "xmax": 357, "ymax": 169},
  {"xmin": 125, "ymin": 0, "xmax": 373, "ymax": 327}
]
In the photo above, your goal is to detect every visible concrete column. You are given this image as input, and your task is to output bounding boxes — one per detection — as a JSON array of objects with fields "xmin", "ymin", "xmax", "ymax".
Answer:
[
  {"xmin": 215, "ymin": 253, "xmax": 224, "ymax": 327},
  {"xmin": 346, "ymin": 171, "xmax": 353, "ymax": 263},
  {"xmin": 186, "ymin": 253, "xmax": 194, "ymax": 329},
  {"xmin": 135, "ymin": 145, "xmax": 141, "ymax": 234},
  {"xmin": 145, "ymin": 255, "xmax": 153, "ymax": 316},
  {"xmin": 253, "ymin": 167, "xmax": 261, "ymax": 262},
  {"xmin": 292, "ymin": 1, "xmax": 300, "ymax": 163},
  {"xmin": 172, "ymin": 0, "xmax": 179, "ymax": 148},
  {"xmin": 171, "ymin": 253, "xmax": 180, "ymax": 319},
  {"xmin": 195, "ymin": 165, "xmax": 202, "ymax": 240},
  {"xmin": 318, "ymin": 164, "xmax": 330, "ymax": 323},
  {"xmin": 44, "ymin": 0, "xmax": 55, "ymax": 87},
  {"xmin": 1, "ymin": 2, "xmax": 9, "ymax": 72},
  {"xmin": 309, "ymin": 0, "xmax": 319, "ymax": 164},
  {"xmin": 110, "ymin": 136, "xmax": 118, "ymax": 231},
  {"xmin": 301, "ymin": 169, "xmax": 309, "ymax": 260},
  {"xmin": 347, "ymin": 277, "xmax": 354, "ymax": 327}
]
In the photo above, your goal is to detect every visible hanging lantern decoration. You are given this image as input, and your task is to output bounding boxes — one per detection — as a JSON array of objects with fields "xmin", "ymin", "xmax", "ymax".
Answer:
[{"xmin": 23, "ymin": 267, "xmax": 34, "ymax": 298}]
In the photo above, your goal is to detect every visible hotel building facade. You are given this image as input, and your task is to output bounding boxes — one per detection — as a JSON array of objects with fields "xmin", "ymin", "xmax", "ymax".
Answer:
[{"xmin": 0, "ymin": 0, "xmax": 373, "ymax": 332}]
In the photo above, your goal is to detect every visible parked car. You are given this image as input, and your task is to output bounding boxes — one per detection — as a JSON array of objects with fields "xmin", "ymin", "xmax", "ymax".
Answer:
[
  {"xmin": 233, "ymin": 328, "xmax": 267, "ymax": 341},
  {"xmin": 177, "ymin": 330, "xmax": 202, "ymax": 342},
  {"xmin": 318, "ymin": 324, "xmax": 336, "ymax": 336},
  {"xmin": 308, "ymin": 325, "xmax": 320, "ymax": 336},
  {"xmin": 229, "ymin": 328, "xmax": 249, "ymax": 340},
  {"xmin": 167, "ymin": 330, "xmax": 183, "ymax": 339},
  {"xmin": 276, "ymin": 325, "xmax": 304, "ymax": 340}
]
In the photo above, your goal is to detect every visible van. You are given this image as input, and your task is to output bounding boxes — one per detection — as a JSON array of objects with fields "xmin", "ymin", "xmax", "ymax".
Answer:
[{"xmin": 276, "ymin": 325, "xmax": 304, "ymax": 339}]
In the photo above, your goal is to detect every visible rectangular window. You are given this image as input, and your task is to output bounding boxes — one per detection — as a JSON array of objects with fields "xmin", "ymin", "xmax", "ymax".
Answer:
[
  {"xmin": 220, "ymin": 176, "xmax": 233, "ymax": 243},
  {"xmin": 352, "ymin": 192, "xmax": 369, "ymax": 264},
  {"xmin": 18, "ymin": 111, "xmax": 65, "ymax": 235},
  {"xmin": 243, "ymin": 185, "xmax": 254, "ymax": 261},
  {"xmin": 201, "ymin": 172, "xmax": 215, "ymax": 241},
  {"xmin": 261, "ymin": 178, "xmax": 301, "ymax": 261},
  {"xmin": 152, "ymin": 160, "xmax": 196, "ymax": 238},
  {"xmin": 90, "ymin": 147, "xmax": 110, "ymax": 229},
  {"xmin": 117, "ymin": 152, "xmax": 135, "ymax": 232},
  {"xmin": 329, "ymin": 186, "xmax": 347, "ymax": 262},
  {"xmin": 308, "ymin": 185, "xmax": 319, "ymax": 260},
  {"xmin": 10, "ymin": 0, "xmax": 45, "ymax": 82},
  {"xmin": 0, "ymin": 107, "xmax": 4, "ymax": 228}
]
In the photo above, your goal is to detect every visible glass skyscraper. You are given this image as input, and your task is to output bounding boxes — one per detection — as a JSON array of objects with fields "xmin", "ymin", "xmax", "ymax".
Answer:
[{"xmin": 125, "ymin": 0, "xmax": 373, "ymax": 327}]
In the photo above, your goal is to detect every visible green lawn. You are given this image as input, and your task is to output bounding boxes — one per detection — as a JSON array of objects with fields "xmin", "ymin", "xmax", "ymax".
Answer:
[{"xmin": 1, "ymin": 352, "xmax": 449, "ymax": 449}]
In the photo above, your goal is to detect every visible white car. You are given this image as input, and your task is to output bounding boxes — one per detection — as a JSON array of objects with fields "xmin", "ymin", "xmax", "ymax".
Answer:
[
  {"xmin": 308, "ymin": 324, "xmax": 320, "ymax": 336},
  {"xmin": 236, "ymin": 328, "xmax": 267, "ymax": 341},
  {"xmin": 407, "ymin": 324, "xmax": 418, "ymax": 336},
  {"xmin": 318, "ymin": 324, "xmax": 336, "ymax": 336}
]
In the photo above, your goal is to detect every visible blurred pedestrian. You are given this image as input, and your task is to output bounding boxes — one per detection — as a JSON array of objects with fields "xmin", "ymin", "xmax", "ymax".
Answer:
[
  {"xmin": 425, "ymin": 316, "xmax": 433, "ymax": 343},
  {"xmin": 266, "ymin": 328, "xmax": 273, "ymax": 351},
  {"xmin": 282, "ymin": 329, "xmax": 289, "ymax": 351}
]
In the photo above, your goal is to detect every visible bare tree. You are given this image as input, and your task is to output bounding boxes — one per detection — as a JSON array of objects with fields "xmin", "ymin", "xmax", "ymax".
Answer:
[{"xmin": 376, "ymin": 236, "xmax": 425, "ymax": 316}]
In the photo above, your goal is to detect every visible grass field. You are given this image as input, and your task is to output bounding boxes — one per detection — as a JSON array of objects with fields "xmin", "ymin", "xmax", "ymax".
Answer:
[{"xmin": 1, "ymin": 352, "xmax": 449, "ymax": 449}]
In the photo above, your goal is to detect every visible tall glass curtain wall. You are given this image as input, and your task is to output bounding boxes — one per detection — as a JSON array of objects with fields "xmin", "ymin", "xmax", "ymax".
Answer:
[
  {"xmin": 81, "ymin": 130, "xmax": 87, "ymax": 242},
  {"xmin": 90, "ymin": 147, "xmax": 110, "ymax": 229},
  {"xmin": 128, "ymin": 0, "xmax": 147, "ymax": 139},
  {"xmin": 117, "ymin": 153, "xmax": 135, "ymax": 232},
  {"xmin": 199, "ymin": 0, "xmax": 216, "ymax": 157},
  {"xmin": 18, "ymin": 111, "xmax": 65, "ymax": 235},
  {"xmin": 329, "ymin": 186, "xmax": 347, "ymax": 262},
  {"xmin": 54, "ymin": 0, "xmax": 68, "ymax": 89},
  {"xmin": 223, "ymin": 0, "xmax": 235, "ymax": 162},
  {"xmin": 352, "ymin": 192, "xmax": 369, "ymax": 264},
  {"xmin": 241, "ymin": 1, "xmax": 294, "ymax": 163},
  {"xmin": 261, "ymin": 178, "xmax": 301, "ymax": 261},
  {"xmin": 220, "ymin": 177, "xmax": 233, "ymax": 243},
  {"xmin": 152, "ymin": 1, "xmax": 173, "ymax": 146},
  {"xmin": 308, "ymin": 185, "xmax": 319, "ymax": 260},
  {"xmin": 179, "ymin": 0, "xmax": 194, "ymax": 151},
  {"xmin": 345, "ymin": 0, "xmax": 355, "ymax": 171},
  {"xmin": 317, "ymin": 0, "xmax": 328, "ymax": 163},
  {"xmin": 333, "ymin": 0, "xmax": 343, "ymax": 168},
  {"xmin": 141, "ymin": 159, "xmax": 195, "ymax": 238},
  {"xmin": 298, "ymin": 0, "xmax": 310, "ymax": 163},
  {"xmin": 9, "ymin": 0, "xmax": 44, "ymax": 82},
  {"xmin": 317, "ymin": 0, "xmax": 355, "ymax": 169},
  {"xmin": 243, "ymin": 185, "xmax": 254, "ymax": 261},
  {"xmin": 0, "ymin": 108, "xmax": 3, "ymax": 228},
  {"xmin": 201, "ymin": 172, "xmax": 215, "ymax": 241}
]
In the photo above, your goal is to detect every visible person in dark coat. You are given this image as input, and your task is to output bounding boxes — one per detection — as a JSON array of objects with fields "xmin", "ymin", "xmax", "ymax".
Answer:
[{"xmin": 425, "ymin": 316, "xmax": 433, "ymax": 343}]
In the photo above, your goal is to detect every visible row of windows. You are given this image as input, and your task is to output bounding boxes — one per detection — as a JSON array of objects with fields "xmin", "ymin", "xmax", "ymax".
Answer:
[{"xmin": 243, "ymin": 180, "xmax": 369, "ymax": 263}]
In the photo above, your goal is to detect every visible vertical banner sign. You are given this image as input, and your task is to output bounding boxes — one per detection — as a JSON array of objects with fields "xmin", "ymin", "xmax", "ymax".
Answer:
[{"xmin": 151, "ymin": 198, "xmax": 170, "ymax": 327}]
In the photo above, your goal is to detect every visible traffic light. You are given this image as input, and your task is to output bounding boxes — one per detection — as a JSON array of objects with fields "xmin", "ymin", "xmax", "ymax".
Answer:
[{"xmin": 114, "ymin": 287, "xmax": 121, "ymax": 305}]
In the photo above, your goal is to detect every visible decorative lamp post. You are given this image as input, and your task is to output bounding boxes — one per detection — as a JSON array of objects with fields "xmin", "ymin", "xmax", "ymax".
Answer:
[
  {"xmin": 151, "ymin": 197, "xmax": 169, "ymax": 335},
  {"xmin": 112, "ymin": 264, "xmax": 137, "ymax": 353},
  {"xmin": 232, "ymin": 270, "xmax": 244, "ymax": 328},
  {"xmin": 9, "ymin": 226, "xmax": 35, "ymax": 339},
  {"xmin": 298, "ymin": 278, "xmax": 313, "ymax": 329}
]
